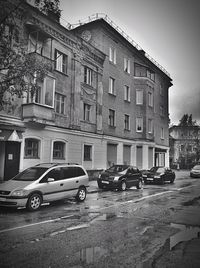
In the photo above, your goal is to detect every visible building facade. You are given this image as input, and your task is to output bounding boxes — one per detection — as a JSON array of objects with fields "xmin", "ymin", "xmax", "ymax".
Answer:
[
  {"xmin": 72, "ymin": 16, "xmax": 172, "ymax": 169},
  {"xmin": 169, "ymin": 125, "xmax": 200, "ymax": 169},
  {"xmin": 0, "ymin": 4, "xmax": 172, "ymax": 181}
]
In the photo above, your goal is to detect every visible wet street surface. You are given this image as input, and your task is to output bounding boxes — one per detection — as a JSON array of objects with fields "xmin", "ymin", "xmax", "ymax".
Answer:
[{"xmin": 0, "ymin": 171, "xmax": 200, "ymax": 267}]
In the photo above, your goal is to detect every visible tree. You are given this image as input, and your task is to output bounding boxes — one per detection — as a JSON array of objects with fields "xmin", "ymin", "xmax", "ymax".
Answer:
[
  {"xmin": 178, "ymin": 114, "xmax": 197, "ymax": 127},
  {"xmin": 0, "ymin": 0, "xmax": 60, "ymax": 109}
]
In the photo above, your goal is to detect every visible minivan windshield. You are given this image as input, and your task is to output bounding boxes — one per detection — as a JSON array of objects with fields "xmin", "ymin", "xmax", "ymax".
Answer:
[{"xmin": 13, "ymin": 167, "xmax": 48, "ymax": 181}]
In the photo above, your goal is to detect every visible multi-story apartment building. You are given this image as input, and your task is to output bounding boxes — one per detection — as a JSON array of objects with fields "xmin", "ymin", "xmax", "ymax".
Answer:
[
  {"xmin": 71, "ymin": 15, "xmax": 172, "ymax": 169},
  {"xmin": 0, "ymin": 2, "xmax": 105, "ymax": 181},
  {"xmin": 169, "ymin": 125, "xmax": 200, "ymax": 169},
  {"xmin": 0, "ymin": 4, "xmax": 172, "ymax": 181}
]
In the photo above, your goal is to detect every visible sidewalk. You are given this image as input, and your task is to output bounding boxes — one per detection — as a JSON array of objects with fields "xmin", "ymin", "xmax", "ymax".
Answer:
[{"xmin": 88, "ymin": 179, "xmax": 99, "ymax": 194}]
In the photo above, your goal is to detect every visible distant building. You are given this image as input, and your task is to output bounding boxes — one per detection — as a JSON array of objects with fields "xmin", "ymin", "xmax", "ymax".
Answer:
[
  {"xmin": 0, "ymin": 4, "xmax": 172, "ymax": 181},
  {"xmin": 169, "ymin": 125, "xmax": 200, "ymax": 169}
]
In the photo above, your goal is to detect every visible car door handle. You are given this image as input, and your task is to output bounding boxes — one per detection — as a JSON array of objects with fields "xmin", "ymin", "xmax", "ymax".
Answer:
[
  {"xmin": 60, "ymin": 183, "xmax": 64, "ymax": 186},
  {"xmin": 76, "ymin": 180, "xmax": 79, "ymax": 183}
]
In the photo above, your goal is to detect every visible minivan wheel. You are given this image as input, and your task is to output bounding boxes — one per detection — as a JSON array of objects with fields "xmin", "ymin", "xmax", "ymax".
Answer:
[
  {"xmin": 120, "ymin": 180, "xmax": 127, "ymax": 191},
  {"xmin": 26, "ymin": 193, "xmax": 42, "ymax": 211},
  {"xmin": 137, "ymin": 180, "xmax": 143, "ymax": 189},
  {"xmin": 76, "ymin": 187, "xmax": 86, "ymax": 202}
]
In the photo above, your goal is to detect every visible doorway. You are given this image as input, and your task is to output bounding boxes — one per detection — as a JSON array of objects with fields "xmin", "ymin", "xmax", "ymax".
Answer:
[{"xmin": 4, "ymin": 142, "xmax": 20, "ymax": 180}]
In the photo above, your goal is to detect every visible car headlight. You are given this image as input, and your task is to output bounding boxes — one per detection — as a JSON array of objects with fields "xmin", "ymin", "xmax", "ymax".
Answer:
[
  {"xmin": 11, "ymin": 189, "xmax": 27, "ymax": 197},
  {"xmin": 114, "ymin": 176, "xmax": 120, "ymax": 181},
  {"xmin": 154, "ymin": 176, "xmax": 160, "ymax": 179},
  {"xmin": 143, "ymin": 175, "xmax": 147, "ymax": 178}
]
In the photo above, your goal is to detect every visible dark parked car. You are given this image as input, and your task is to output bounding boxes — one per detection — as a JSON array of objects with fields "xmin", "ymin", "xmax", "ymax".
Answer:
[
  {"xmin": 190, "ymin": 165, "xmax": 200, "ymax": 178},
  {"xmin": 142, "ymin": 166, "xmax": 175, "ymax": 184},
  {"xmin": 97, "ymin": 165, "xmax": 143, "ymax": 191}
]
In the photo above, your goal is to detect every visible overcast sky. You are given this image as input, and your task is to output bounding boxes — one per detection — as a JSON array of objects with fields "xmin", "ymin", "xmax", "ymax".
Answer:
[{"xmin": 60, "ymin": 0, "xmax": 200, "ymax": 125}]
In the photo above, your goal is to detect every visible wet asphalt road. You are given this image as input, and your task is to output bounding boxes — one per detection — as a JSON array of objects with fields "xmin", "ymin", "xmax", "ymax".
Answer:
[{"xmin": 0, "ymin": 171, "xmax": 200, "ymax": 267}]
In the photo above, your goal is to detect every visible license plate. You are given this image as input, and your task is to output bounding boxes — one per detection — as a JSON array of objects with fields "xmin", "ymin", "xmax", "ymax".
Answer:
[
  {"xmin": 147, "ymin": 178, "xmax": 153, "ymax": 181},
  {"xmin": 102, "ymin": 181, "xmax": 109, "ymax": 184},
  {"xmin": 0, "ymin": 197, "xmax": 6, "ymax": 202}
]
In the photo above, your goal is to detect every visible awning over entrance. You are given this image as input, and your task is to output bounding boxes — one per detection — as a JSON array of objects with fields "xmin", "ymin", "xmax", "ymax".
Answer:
[{"xmin": 0, "ymin": 129, "xmax": 23, "ymax": 142}]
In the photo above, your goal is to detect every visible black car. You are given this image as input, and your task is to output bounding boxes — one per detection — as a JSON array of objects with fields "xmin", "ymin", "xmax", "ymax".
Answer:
[
  {"xmin": 142, "ymin": 166, "xmax": 175, "ymax": 185},
  {"xmin": 97, "ymin": 165, "xmax": 143, "ymax": 191}
]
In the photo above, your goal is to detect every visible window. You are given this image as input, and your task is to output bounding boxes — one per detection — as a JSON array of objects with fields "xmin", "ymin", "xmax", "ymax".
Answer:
[
  {"xmin": 124, "ymin": 58, "xmax": 130, "ymax": 73},
  {"xmin": 24, "ymin": 138, "xmax": 39, "ymax": 158},
  {"xmin": 160, "ymin": 84, "xmax": 164, "ymax": 96},
  {"xmin": 160, "ymin": 105, "xmax": 164, "ymax": 116},
  {"xmin": 84, "ymin": 145, "xmax": 92, "ymax": 161},
  {"xmin": 109, "ymin": 47, "xmax": 116, "ymax": 64},
  {"xmin": 62, "ymin": 167, "xmax": 86, "ymax": 179},
  {"xmin": 109, "ymin": 77, "xmax": 115, "ymax": 95},
  {"xmin": 55, "ymin": 93, "xmax": 65, "ymax": 114},
  {"xmin": 147, "ymin": 69, "xmax": 155, "ymax": 81},
  {"xmin": 134, "ymin": 63, "xmax": 155, "ymax": 81},
  {"xmin": 161, "ymin": 127, "xmax": 164, "ymax": 139},
  {"xmin": 124, "ymin": 85, "xmax": 130, "ymax": 101},
  {"xmin": 109, "ymin": 109, "xmax": 115, "ymax": 127},
  {"xmin": 136, "ymin": 117, "xmax": 143, "ymax": 132},
  {"xmin": 53, "ymin": 141, "xmax": 65, "ymax": 159},
  {"xmin": 124, "ymin": 114, "xmax": 130, "ymax": 130},
  {"xmin": 148, "ymin": 92, "xmax": 153, "ymax": 107},
  {"xmin": 84, "ymin": 66, "xmax": 93, "ymax": 86},
  {"xmin": 26, "ymin": 75, "xmax": 55, "ymax": 107},
  {"xmin": 180, "ymin": 144, "xmax": 184, "ymax": 151},
  {"xmin": 148, "ymin": 119, "xmax": 153, "ymax": 133},
  {"xmin": 55, "ymin": 50, "xmax": 68, "ymax": 74},
  {"xmin": 136, "ymin": 90, "xmax": 143, "ymax": 105},
  {"xmin": 84, "ymin": 103, "xmax": 91, "ymax": 121}
]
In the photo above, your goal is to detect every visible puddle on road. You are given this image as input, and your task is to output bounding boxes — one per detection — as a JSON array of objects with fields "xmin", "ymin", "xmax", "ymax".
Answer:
[
  {"xmin": 182, "ymin": 196, "xmax": 200, "ymax": 206},
  {"xmin": 170, "ymin": 223, "xmax": 200, "ymax": 249},
  {"xmin": 72, "ymin": 246, "xmax": 108, "ymax": 265}
]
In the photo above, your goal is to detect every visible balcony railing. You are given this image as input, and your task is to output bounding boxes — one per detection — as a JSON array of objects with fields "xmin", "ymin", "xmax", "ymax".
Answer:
[{"xmin": 22, "ymin": 103, "xmax": 55, "ymax": 124}]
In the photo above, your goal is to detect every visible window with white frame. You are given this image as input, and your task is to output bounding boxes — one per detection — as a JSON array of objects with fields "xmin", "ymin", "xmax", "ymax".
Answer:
[
  {"xmin": 55, "ymin": 50, "xmax": 68, "ymax": 74},
  {"xmin": 161, "ymin": 127, "xmax": 164, "ymax": 139},
  {"xmin": 84, "ymin": 66, "xmax": 93, "ymax": 86},
  {"xmin": 26, "ymin": 75, "xmax": 55, "ymax": 107},
  {"xmin": 53, "ymin": 141, "xmax": 65, "ymax": 159},
  {"xmin": 136, "ymin": 90, "xmax": 143, "ymax": 105},
  {"xmin": 109, "ymin": 77, "xmax": 115, "ymax": 95},
  {"xmin": 84, "ymin": 144, "xmax": 92, "ymax": 161},
  {"xmin": 124, "ymin": 85, "xmax": 130, "ymax": 101},
  {"xmin": 124, "ymin": 58, "xmax": 130, "ymax": 73},
  {"xmin": 148, "ymin": 92, "xmax": 153, "ymax": 107},
  {"xmin": 136, "ymin": 117, "xmax": 143, "ymax": 132},
  {"xmin": 109, "ymin": 47, "xmax": 116, "ymax": 64},
  {"xmin": 148, "ymin": 119, "xmax": 153, "ymax": 133},
  {"xmin": 55, "ymin": 93, "xmax": 65, "ymax": 114},
  {"xmin": 124, "ymin": 114, "xmax": 130, "ymax": 130},
  {"xmin": 24, "ymin": 138, "xmax": 40, "ymax": 158},
  {"xmin": 109, "ymin": 109, "xmax": 115, "ymax": 127},
  {"xmin": 84, "ymin": 103, "xmax": 91, "ymax": 121},
  {"xmin": 160, "ymin": 105, "xmax": 164, "ymax": 116}
]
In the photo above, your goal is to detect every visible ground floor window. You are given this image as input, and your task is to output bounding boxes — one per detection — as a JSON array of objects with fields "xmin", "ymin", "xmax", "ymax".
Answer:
[
  {"xmin": 24, "ymin": 138, "xmax": 39, "ymax": 158},
  {"xmin": 53, "ymin": 141, "xmax": 65, "ymax": 159},
  {"xmin": 84, "ymin": 145, "xmax": 92, "ymax": 161}
]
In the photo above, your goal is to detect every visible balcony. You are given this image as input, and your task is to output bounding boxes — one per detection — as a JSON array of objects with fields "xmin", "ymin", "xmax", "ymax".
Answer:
[{"xmin": 22, "ymin": 103, "xmax": 55, "ymax": 124}]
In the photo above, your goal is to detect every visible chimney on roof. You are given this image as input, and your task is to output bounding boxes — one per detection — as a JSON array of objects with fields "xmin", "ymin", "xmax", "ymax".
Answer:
[{"xmin": 139, "ymin": 49, "xmax": 146, "ymax": 55}]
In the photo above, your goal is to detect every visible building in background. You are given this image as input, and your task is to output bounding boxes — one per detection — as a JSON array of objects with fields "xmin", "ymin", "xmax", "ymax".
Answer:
[
  {"xmin": 169, "ymin": 125, "xmax": 200, "ymax": 169},
  {"xmin": 0, "ymin": 4, "xmax": 172, "ymax": 181}
]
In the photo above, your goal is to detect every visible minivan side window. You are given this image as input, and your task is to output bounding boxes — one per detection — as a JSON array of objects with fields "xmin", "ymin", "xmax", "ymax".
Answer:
[
  {"xmin": 46, "ymin": 168, "xmax": 61, "ymax": 181},
  {"xmin": 62, "ymin": 167, "xmax": 86, "ymax": 179}
]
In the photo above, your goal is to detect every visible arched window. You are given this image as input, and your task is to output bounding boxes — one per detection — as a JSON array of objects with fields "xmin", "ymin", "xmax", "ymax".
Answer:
[
  {"xmin": 53, "ymin": 141, "xmax": 65, "ymax": 159},
  {"xmin": 24, "ymin": 138, "xmax": 40, "ymax": 158}
]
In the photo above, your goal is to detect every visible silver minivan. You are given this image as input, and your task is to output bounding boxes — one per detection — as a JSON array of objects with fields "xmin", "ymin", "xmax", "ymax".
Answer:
[{"xmin": 0, "ymin": 163, "xmax": 89, "ymax": 211}]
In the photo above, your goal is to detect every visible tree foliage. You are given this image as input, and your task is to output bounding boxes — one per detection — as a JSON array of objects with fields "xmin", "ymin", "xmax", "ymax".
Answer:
[
  {"xmin": 178, "ymin": 114, "xmax": 197, "ymax": 126},
  {"xmin": 0, "ymin": 0, "xmax": 58, "ymax": 109},
  {"xmin": 35, "ymin": 0, "xmax": 61, "ymax": 16}
]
